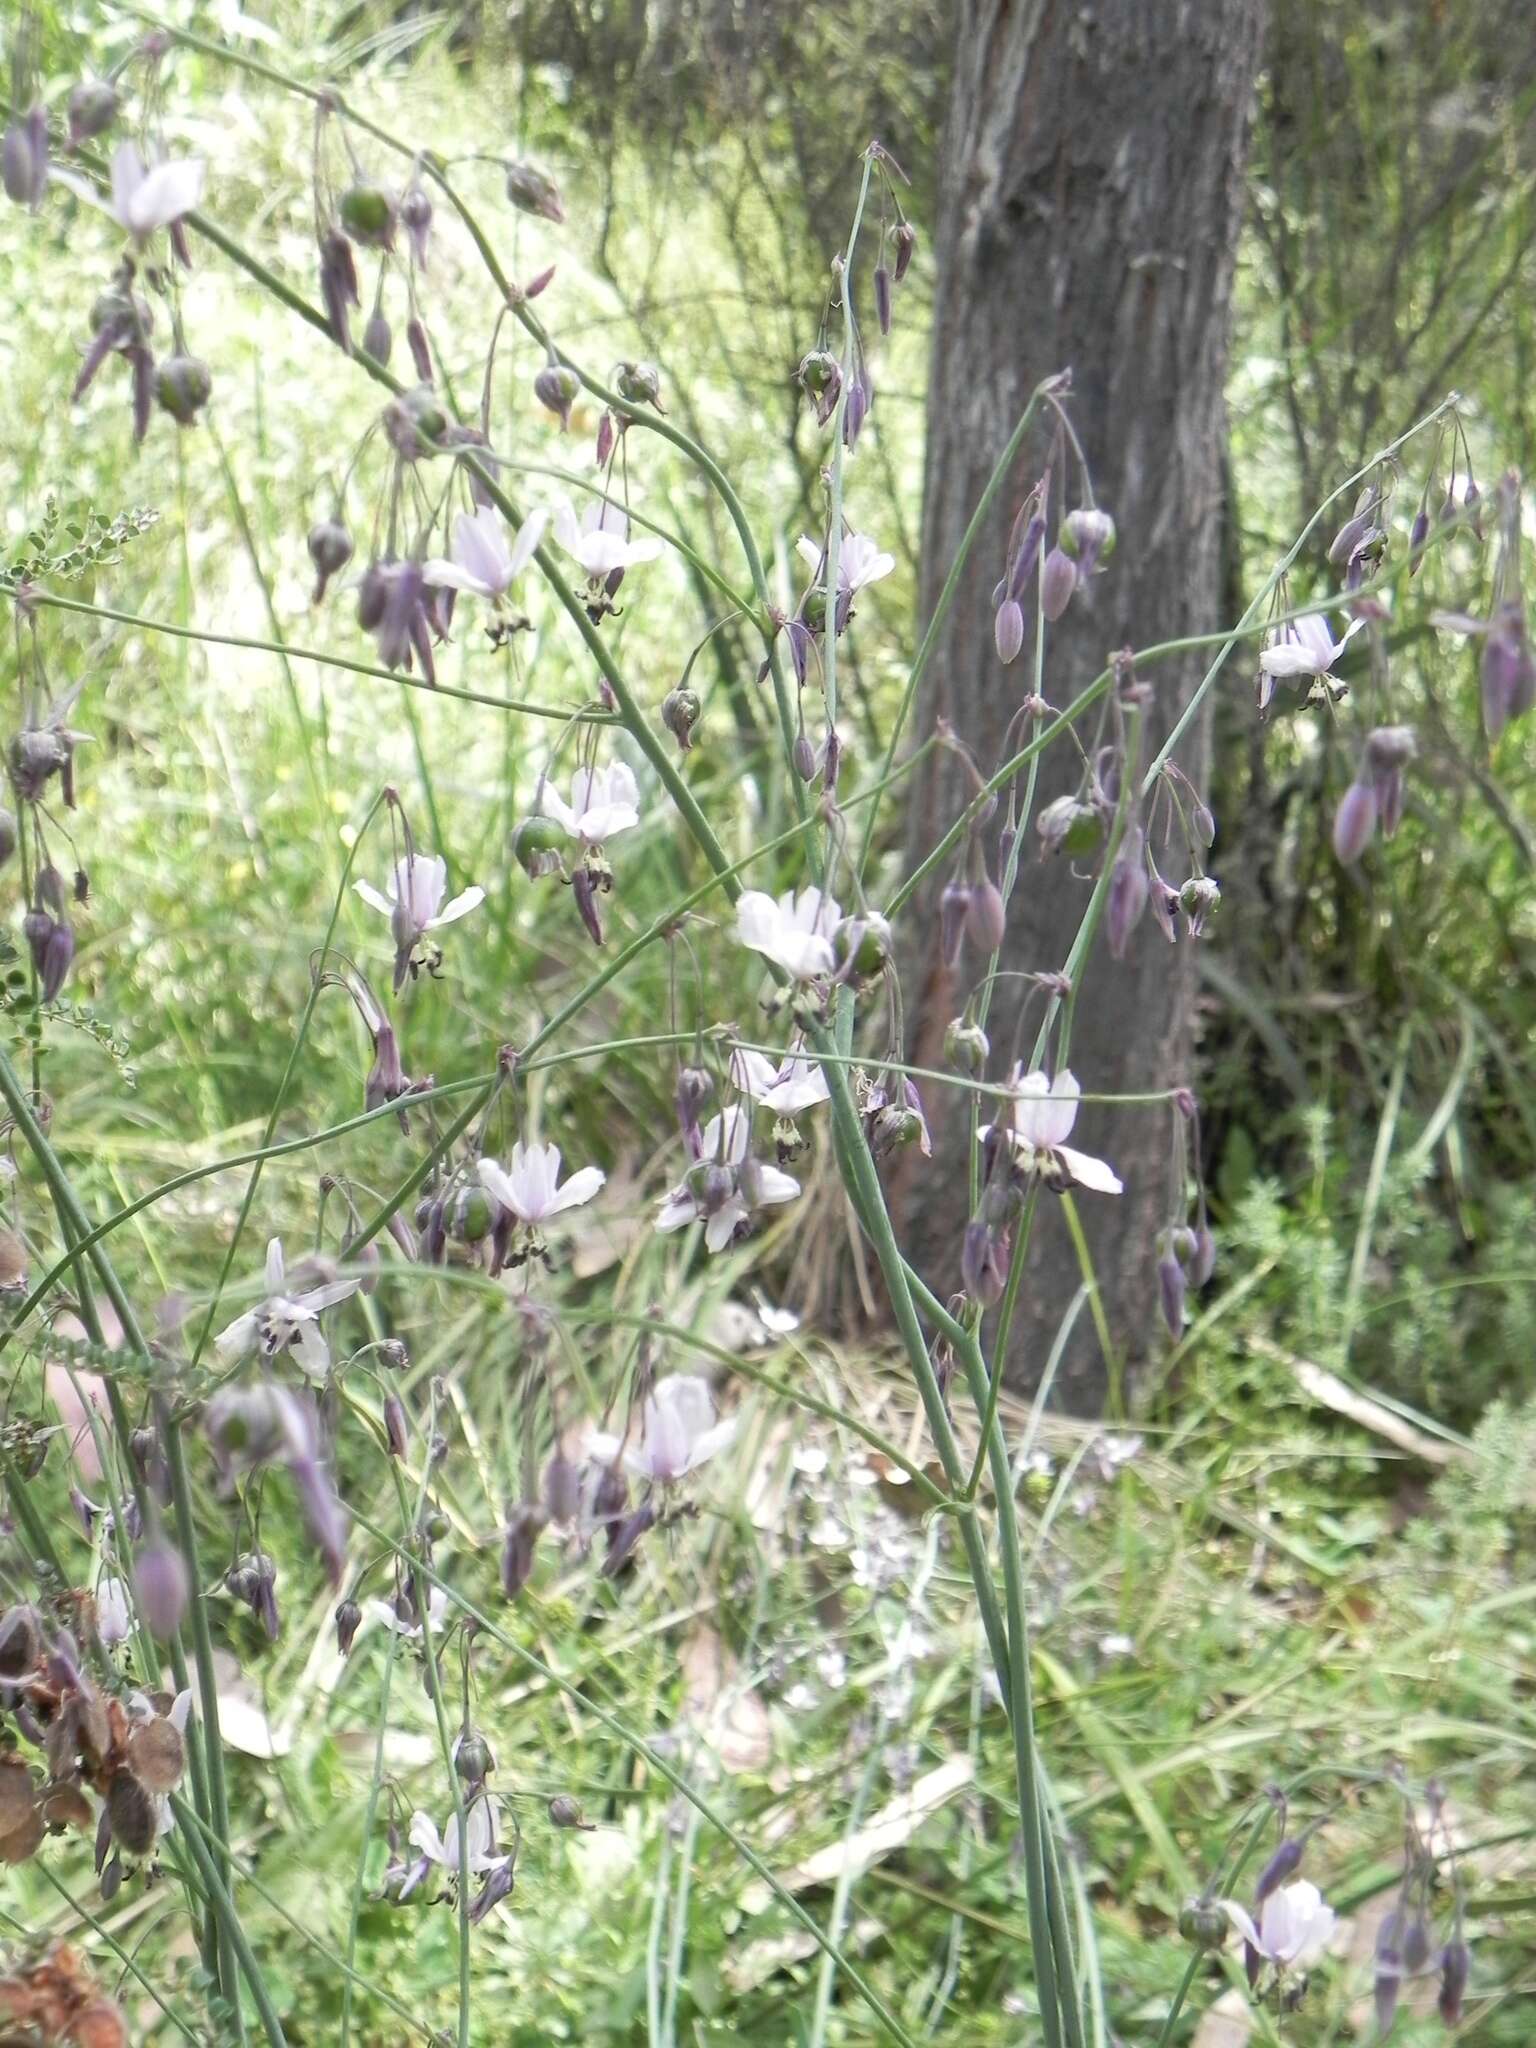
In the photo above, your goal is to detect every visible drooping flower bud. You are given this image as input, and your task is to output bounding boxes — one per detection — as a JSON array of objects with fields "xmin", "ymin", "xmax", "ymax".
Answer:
[
  {"xmin": 965, "ymin": 877, "xmax": 1006, "ymax": 954},
  {"xmin": 1362, "ymin": 724, "xmax": 1415, "ymax": 838},
  {"xmin": 1107, "ymin": 827, "xmax": 1149, "ymax": 958},
  {"xmin": 1158, "ymin": 1254, "xmax": 1187, "ymax": 1337},
  {"xmin": 842, "ymin": 370, "xmax": 870, "ymax": 449},
  {"xmin": 939, "ymin": 879, "xmax": 971, "ymax": 967},
  {"xmin": 548, "ymin": 1792, "xmax": 595, "ymax": 1829},
  {"xmin": 67, "ymin": 81, "xmax": 120, "ymax": 148},
  {"xmin": 2, "ymin": 105, "xmax": 48, "ymax": 211},
  {"xmin": 1332, "ymin": 779, "xmax": 1377, "ymax": 865},
  {"xmin": 154, "ymin": 352, "xmax": 212, "ymax": 426},
  {"xmin": 1480, "ymin": 602, "xmax": 1536, "ymax": 741},
  {"xmin": 1254, "ymin": 1835, "xmax": 1305, "ymax": 1905},
  {"xmin": 308, "ymin": 519, "xmax": 354, "ymax": 602},
  {"xmin": 334, "ymin": 1598, "xmax": 362, "ymax": 1656},
  {"xmin": 874, "ymin": 263, "xmax": 893, "ymax": 335},
  {"xmin": 893, "ymin": 221, "xmax": 917, "ymax": 282},
  {"xmin": 362, "ymin": 309, "xmax": 392, "ymax": 367},
  {"xmin": 1191, "ymin": 1223, "xmax": 1216, "ymax": 1287},
  {"xmin": 134, "ymin": 1538, "xmax": 188, "ymax": 1639},
  {"xmin": 995, "ymin": 597, "xmax": 1025, "ymax": 664},
  {"xmin": 796, "ymin": 349, "xmax": 842, "ymax": 428},
  {"xmin": 382, "ymin": 386, "xmax": 448, "ymax": 461},
  {"xmin": 382, "ymin": 1394, "xmax": 409, "ymax": 1459},
  {"xmin": 534, "ymin": 362, "xmax": 580, "ymax": 429},
  {"xmin": 318, "ymin": 229, "xmax": 361, "ymax": 350},
  {"xmin": 961, "ymin": 1217, "xmax": 1009, "ymax": 1305},
  {"xmin": 1041, "ymin": 547, "xmax": 1077, "ymax": 621},
  {"xmin": 661, "ymin": 687, "xmax": 701, "ymax": 752},
  {"xmin": 1437, "ymin": 1939, "xmax": 1470, "ymax": 2025},
  {"xmin": 339, "ymin": 180, "xmax": 396, "ymax": 249},
  {"xmin": 505, "ymin": 159, "xmax": 565, "ymax": 222},
  {"xmin": 400, "ymin": 181, "xmax": 432, "ymax": 266},
  {"xmin": 455, "ymin": 1728, "xmax": 495, "ymax": 1786},
  {"xmin": 24, "ymin": 909, "xmax": 74, "ymax": 1002}
]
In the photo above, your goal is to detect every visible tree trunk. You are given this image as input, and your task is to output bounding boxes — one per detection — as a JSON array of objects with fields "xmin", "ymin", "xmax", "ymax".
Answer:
[{"xmin": 897, "ymin": 0, "xmax": 1265, "ymax": 1406}]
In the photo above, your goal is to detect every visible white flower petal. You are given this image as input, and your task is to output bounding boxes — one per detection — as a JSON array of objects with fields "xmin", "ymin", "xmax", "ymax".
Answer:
[{"xmin": 1057, "ymin": 1146, "xmax": 1123, "ymax": 1195}]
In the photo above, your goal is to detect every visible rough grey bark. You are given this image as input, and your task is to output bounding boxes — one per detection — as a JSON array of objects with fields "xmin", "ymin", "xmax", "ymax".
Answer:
[{"xmin": 896, "ymin": 0, "xmax": 1266, "ymax": 1405}]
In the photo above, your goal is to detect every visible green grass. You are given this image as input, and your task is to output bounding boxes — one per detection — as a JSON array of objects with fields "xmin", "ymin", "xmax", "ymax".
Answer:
[{"xmin": 0, "ymin": 6, "xmax": 1532, "ymax": 2045}]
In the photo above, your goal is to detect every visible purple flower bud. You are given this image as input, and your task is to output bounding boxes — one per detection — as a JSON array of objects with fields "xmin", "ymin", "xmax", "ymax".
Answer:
[
  {"xmin": 1008, "ymin": 514, "xmax": 1046, "ymax": 602},
  {"xmin": 400, "ymin": 182, "xmax": 432, "ymax": 267},
  {"xmin": 994, "ymin": 598, "xmax": 1025, "ymax": 665},
  {"xmin": 1417, "ymin": 507, "xmax": 1441, "ymax": 573},
  {"xmin": 319, "ymin": 230, "xmax": 361, "ymax": 350},
  {"xmin": 134, "ymin": 1538, "xmax": 189, "ymax": 1639},
  {"xmin": 1254, "ymin": 1835, "xmax": 1304, "ymax": 1905},
  {"xmin": 1041, "ymin": 547, "xmax": 1077, "ymax": 621},
  {"xmin": 501, "ymin": 1502, "xmax": 548, "ymax": 1600},
  {"xmin": 961, "ymin": 1219, "xmax": 1008, "ymax": 1305},
  {"xmin": 1481, "ymin": 602, "xmax": 1536, "ymax": 741},
  {"xmin": 383, "ymin": 1394, "xmax": 409, "ymax": 1459},
  {"xmin": 67, "ymin": 81, "xmax": 120, "ymax": 148},
  {"xmin": 567, "ymin": 862, "xmax": 605, "ymax": 945},
  {"xmin": 1438, "ymin": 1939, "xmax": 1470, "ymax": 2025},
  {"xmin": 1191, "ymin": 1223, "xmax": 1216, "ymax": 1287},
  {"xmin": 534, "ymin": 362, "xmax": 580, "ymax": 429},
  {"xmin": 595, "ymin": 408, "xmax": 616, "ymax": 469},
  {"xmin": 405, "ymin": 315, "xmax": 432, "ymax": 383},
  {"xmin": 334, "ymin": 1598, "xmax": 362, "ymax": 1656},
  {"xmin": 1158, "ymin": 1255, "xmax": 1187, "ymax": 1337},
  {"xmin": 603, "ymin": 1501, "xmax": 656, "ymax": 1577},
  {"xmin": 543, "ymin": 1453, "xmax": 582, "ymax": 1525},
  {"xmin": 874, "ymin": 264, "xmax": 893, "ymax": 335},
  {"xmin": 1328, "ymin": 510, "xmax": 1373, "ymax": 567},
  {"xmin": 1332, "ymin": 779, "xmax": 1378, "ymax": 865},
  {"xmin": 129, "ymin": 345, "xmax": 154, "ymax": 445},
  {"xmin": 504, "ymin": 159, "xmax": 564, "ymax": 223},
  {"xmin": 3, "ymin": 105, "xmax": 48, "ymax": 209},
  {"xmin": 965, "ymin": 878, "xmax": 1006, "ymax": 954},
  {"xmin": 893, "ymin": 221, "xmax": 917, "ymax": 283},
  {"xmin": 362, "ymin": 309, "xmax": 392, "ymax": 367},
  {"xmin": 1107, "ymin": 827, "xmax": 1149, "ymax": 958},
  {"xmin": 842, "ymin": 373, "xmax": 869, "ymax": 449},
  {"xmin": 308, "ymin": 519, "xmax": 354, "ymax": 602},
  {"xmin": 940, "ymin": 879, "xmax": 971, "ymax": 967}
]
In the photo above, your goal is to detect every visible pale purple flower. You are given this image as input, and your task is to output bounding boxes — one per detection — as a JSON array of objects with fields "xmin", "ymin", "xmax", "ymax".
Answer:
[
  {"xmin": 1257, "ymin": 612, "xmax": 1365, "ymax": 709},
  {"xmin": 477, "ymin": 1143, "xmax": 605, "ymax": 1226},
  {"xmin": 729, "ymin": 1044, "xmax": 830, "ymax": 1117},
  {"xmin": 594, "ymin": 1374, "xmax": 736, "ymax": 1485},
  {"xmin": 365, "ymin": 1585, "xmax": 449, "ymax": 1640},
  {"xmin": 655, "ymin": 1104, "xmax": 800, "ymax": 1251},
  {"xmin": 397, "ymin": 1792, "xmax": 512, "ymax": 1900},
  {"xmin": 422, "ymin": 505, "xmax": 546, "ymax": 602},
  {"xmin": 355, "ymin": 852, "xmax": 483, "ymax": 991},
  {"xmin": 736, "ymin": 886, "xmax": 842, "ymax": 981},
  {"xmin": 537, "ymin": 762, "xmax": 640, "ymax": 846},
  {"xmin": 550, "ymin": 495, "xmax": 664, "ymax": 579},
  {"xmin": 107, "ymin": 142, "xmax": 204, "ymax": 240},
  {"xmin": 214, "ymin": 1237, "xmax": 362, "ymax": 1380},
  {"xmin": 1221, "ymin": 1880, "xmax": 1336, "ymax": 1971},
  {"xmin": 981, "ymin": 1069, "xmax": 1123, "ymax": 1195},
  {"xmin": 795, "ymin": 531, "xmax": 895, "ymax": 595}
]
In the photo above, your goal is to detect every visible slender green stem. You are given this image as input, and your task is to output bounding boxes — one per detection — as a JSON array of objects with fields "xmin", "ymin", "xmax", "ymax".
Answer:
[{"xmin": 170, "ymin": 1799, "xmax": 291, "ymax": 2048}]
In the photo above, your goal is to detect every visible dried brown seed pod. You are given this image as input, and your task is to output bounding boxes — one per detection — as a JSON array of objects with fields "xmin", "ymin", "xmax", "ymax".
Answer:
[
  {"xmin": 127, "ymin": 1716, "xmax": 185, "ymax": 1795},
  {"xmin": 104, "ymin": 1769, "xmax": 157, "ymax": 1857}
]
